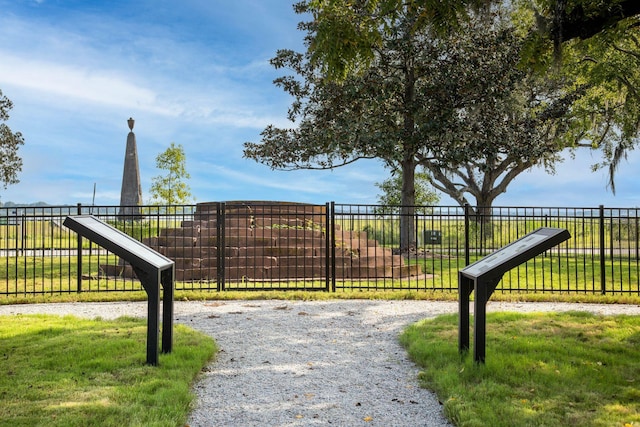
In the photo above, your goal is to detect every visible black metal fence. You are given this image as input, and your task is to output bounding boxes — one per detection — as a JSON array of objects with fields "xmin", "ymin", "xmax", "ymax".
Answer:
[{"xmin": 0, "ymin": 202, "xmax": 638, "ymax": 296}]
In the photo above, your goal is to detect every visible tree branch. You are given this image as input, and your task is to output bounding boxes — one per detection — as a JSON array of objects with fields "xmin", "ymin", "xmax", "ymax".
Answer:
[{"xmin": 552, "ymin": 0, "xmax": 640, "ymax": 43}]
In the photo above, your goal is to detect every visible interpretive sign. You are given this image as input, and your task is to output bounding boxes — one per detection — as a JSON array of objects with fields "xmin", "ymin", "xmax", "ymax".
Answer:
[
  {"xmin": 63, "ymin": 215, "xmax": 174, "ymax": 365},
  {"xmin": 459, "ymin": 227, "xmax": 571, "ymax": 363}
]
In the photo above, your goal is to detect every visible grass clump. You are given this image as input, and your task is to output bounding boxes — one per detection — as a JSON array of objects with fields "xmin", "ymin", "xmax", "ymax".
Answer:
[
  {"xmin": 400, "ymin": 311, "xmax": 640, "ymax": 427},
  {"xmin": 0, "ymin": 314, "xmax": 216, "ymax": 427}
]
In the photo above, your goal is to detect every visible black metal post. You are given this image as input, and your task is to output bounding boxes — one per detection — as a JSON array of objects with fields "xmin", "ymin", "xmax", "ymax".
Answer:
[
  {"xmin": 610, "ymin": 212, "xmax": 615, "ymax": 261},
  {"xmin": 464, "ymin": 204, "xmax": 470, "ymax": 266},
  {"xmin": 634, "ymin": 216, "xmax": 640, "ymax": 260},
  {"xmin": 599, "ymin": 205, "xmax": 606, "ymax": 295},
  {"xmin": 217, "ymin": 202, "xmax": 225, "ymax": 291},
  {"xmin": 330, "ymin": 202, "xmax": 336, "ymax": 292},
  {"xmin": 21, "ymin": 213, "xmax": 26, "ymax": 254},
  {"xmin": 472, "ymin": 277, "xmax": 501, "ymax": 363},
  {"xmin": 128, "ymin": 266, "xmax": 161, "ymax": 366},
  {"xmin": 473, "ymin": 281, "xmax": 488, "ymax": 363},
  {"xmin": 458, "ymin": 272, "xmax": 473, "ymax": 354},
  {"xmin": 147, "ymin": 271, "xmax": 161, "ymax": 366},
  {"xmin": 76, "ymin": 203, "xmax": 83, "ymax": 293},
  {"xmin": 325, "ymin": 202, "xmax": 330, "ymax": 291},
  {"xmin": 161, "ymin": 268, "xmax": 174, "ymax": 354}
]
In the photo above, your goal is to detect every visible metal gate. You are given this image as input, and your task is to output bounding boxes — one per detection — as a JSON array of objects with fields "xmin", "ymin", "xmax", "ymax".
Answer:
[{"xmin": 183, "ymin": 201, "xmax": 333, "ymax": 291}]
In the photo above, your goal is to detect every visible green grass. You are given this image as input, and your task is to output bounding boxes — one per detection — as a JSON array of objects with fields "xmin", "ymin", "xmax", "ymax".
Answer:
[
  {"xmin": 2, "ymin": 252, "xmax": 639, "ymax": 294},
  {"xmin": 416, "ymin": 254, "xmax": 640, "ymax": 294},
  {"xmin": 0, "ymin": 314, "xmax": 217, "ymax": 427},
  {"xmin": 0, "ymin": 219, "xmax": 182, "ymax": 250},
  {"xmin": 0, "ymin": 255, "xmax": 124, "ymax": 280},
  {"xmin": 338, "ymin": 215, "xmax": 640, "ymax": 250},
  {"xmin": 400, "ymin": 311, "xmax": 640, "ymax": 427},
  {"xmin": 3, "ymin": 215, "xmax": 638, "ymax": 254}
]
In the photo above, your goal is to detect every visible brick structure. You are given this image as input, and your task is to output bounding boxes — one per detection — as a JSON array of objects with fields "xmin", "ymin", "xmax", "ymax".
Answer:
[{"xmin": 104, "ymin": 201, "xmax": 421, "ymax": 282}]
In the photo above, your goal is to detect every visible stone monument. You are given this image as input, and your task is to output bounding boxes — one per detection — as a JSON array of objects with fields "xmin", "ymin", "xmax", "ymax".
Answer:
[{"xmin": 118, "ymin": 117, "xmax": 142, "ymax": 218}]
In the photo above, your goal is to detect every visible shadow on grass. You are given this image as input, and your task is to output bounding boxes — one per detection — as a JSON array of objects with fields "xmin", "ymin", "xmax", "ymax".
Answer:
[
  {"xmin": 401, "ymin": 311, "xmax": 640, "ymax": 427},
  {"xmin": 0, "ymin": 314, "xmax": 216, "ymax": 427}
]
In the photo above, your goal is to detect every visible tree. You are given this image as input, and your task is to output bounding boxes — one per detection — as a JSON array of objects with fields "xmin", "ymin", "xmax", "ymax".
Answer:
[
  {"xmin": 304, "ymin": 0, "xmax": 493, "ymax": 80},
  {"xmin": 305, "ymin": 0, "xmax": 640, "ymax": 73},
  {"xmin": 244, "ymin": 4, "xmax": 586, "ymax": 249},
  {"xmin": 512, "ymin": 0, "xmax": 640, "ymax": 192},
  {"xmin": 550, "ymin": 28, "xmax": 640, "ymax": 192},
  {"xmin": 304, "ymin": 0, "xmax": 640, "ymax": 188},
  {"xmin": 0, "ymin": 90, "xmax": 24, "ymax": 189},
  {"xmin": 415, "ymin": 15, "xmax": 591, "ymax": 218},
  {"xmin": 246, "ymin": 2, "xmax": 436, "ymax": 251},
  {"xmin": 375, "ymin": 169, "xmax": 440, "ymax": 214},
  {"xmin": 527, "ymin": 0, "xmax": 640, "ymax": 46},
  {"xmin": 149, "ymin": 143, "xmax": 193, "ymax": 206}
]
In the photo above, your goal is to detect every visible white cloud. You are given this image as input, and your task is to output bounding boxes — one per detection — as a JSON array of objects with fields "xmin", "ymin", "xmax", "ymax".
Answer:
[
  {"xmin": 0, "ymin": 52, "xmax": 170, "ymax": 111},
  {"xmin": 0, "ymin": 50, "xmax": 292, "ymax": 130}
]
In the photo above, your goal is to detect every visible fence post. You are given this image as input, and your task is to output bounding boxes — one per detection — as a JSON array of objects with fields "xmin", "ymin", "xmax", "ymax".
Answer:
[
  {"xmin": 76, "ymin": 203, "xmax": 83, "ymax": 293},
  {"xmin": 216, "ymin": 202, "xmax": 225, "ymax": 291},
  {"xmin": 20, "ymin": 213, "xmax": 26, "ymax": 254},
  {"xmin": 330, "ymin": 202, "xmax": 336, "ymax": 292},
  {"xmin": 599, "ymin": 205, "xmax": 606, "ymax": 295},
  {"xmin": 156, "ymin": 207, "xmax": 160, "ymax": 239},
  {"xmin": 635, "ymin": 213, "xmax": 639, "ymax": 261},
  {"xmin": 324, "ymin": 202, "xmax": 331, "ymax": 291},
  {"xmin": 610, "ymin": 209, "xmax": 615, "ymax": 261},
  {"xmin": 464, "ymin": 204, "xmax": 470, "ymax": 266}
]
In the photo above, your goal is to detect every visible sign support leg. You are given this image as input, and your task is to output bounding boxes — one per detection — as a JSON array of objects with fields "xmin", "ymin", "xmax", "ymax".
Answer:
[
  {"xmin": 458, "ymin": 273, "xmax": 474, "ymax": 354},
  {"xmin": 146, "ymin": 278, "xmax": 160, "ymax": 366},
  {"xmin": 161, "ymin": 269, "xmax": 174, "ymax": 354},
  {"xmin": 473, "ymin": 283, "xmax": 487, "ymax": 364}
]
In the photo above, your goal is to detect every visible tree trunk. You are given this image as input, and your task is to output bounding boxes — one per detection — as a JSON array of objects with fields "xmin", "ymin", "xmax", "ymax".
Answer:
[
  {"xmin": 473, "ymin": 193, "xmax": 499, "ymax": 250},
  {"xmin": 399, "ymin": 53, "xmax": 417, "ymax": 254},
  {"xmin": 399, "ymin": 153, "xmax": 416, "ymax": 253}
]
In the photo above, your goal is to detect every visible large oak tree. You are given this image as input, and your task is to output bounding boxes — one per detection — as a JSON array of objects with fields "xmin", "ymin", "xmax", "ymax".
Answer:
[
  {"xmin": 244, "ymin": 4, "xmax": 587, "ymax": 249},
  {"xmin": 305, "ymin": 0, "xmax": 640, "ymax": 188},
  {"xmin": 304, "ymin": 0, "xmax": 640, "ymax": 73}
]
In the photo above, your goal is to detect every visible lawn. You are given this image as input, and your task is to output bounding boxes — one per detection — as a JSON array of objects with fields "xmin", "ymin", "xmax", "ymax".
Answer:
[
  {"xmin": 0, "ymin": 314, "xmax": 217, "ymax": 427},
  {"xmin": 400, "ymin": 311, "xmax": 640, "ymax": 427}
]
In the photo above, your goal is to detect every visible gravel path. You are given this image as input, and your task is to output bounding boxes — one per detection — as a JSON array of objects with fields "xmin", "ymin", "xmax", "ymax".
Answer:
[{"xmin": 1, "ymin": 300, "xmax": 639, "ymax": 426}]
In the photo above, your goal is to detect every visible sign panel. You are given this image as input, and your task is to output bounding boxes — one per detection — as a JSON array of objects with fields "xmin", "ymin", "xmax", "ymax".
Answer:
[
  {"xmin": 64, "ymin": 214, "xmax": 174, "ymax": 365},
  {"xmin": 459, "ymin": 227, "xmax": 571, "ymax": 363},
  {"xmin": 63, "ymin": 215, "xmax": 173, "ymax": 270},
  {"xmin": 461, "ymin": 228, "xmax": 570, "ymax": 279}
]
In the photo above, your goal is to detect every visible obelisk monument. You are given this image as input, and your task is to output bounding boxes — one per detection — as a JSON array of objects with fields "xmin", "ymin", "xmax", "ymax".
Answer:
[{"xmin": 118, "ymin": 117, "xmax": 142, "ymax": 218}]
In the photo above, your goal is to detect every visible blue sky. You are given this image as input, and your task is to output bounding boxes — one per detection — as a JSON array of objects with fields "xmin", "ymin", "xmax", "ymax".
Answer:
[{"xmin": 0, "ymin": 0, "xmax": 639, "ymax": 208}]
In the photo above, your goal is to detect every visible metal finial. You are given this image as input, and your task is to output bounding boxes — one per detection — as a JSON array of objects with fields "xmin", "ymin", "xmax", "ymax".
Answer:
[{"xmin": 127, "ymin": 117, "xmax": 135, "ymax": 131}]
